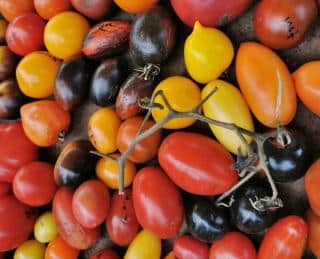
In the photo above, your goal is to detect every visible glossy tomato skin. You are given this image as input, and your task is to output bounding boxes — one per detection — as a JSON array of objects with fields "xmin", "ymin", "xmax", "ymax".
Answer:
[
  {"xmin": 159, "ymin": 132, "xmax": 238, "ymax": 195},
  {"xmin": 258, "ymin": 215, "xmax": 308, "ymax": 259},
  {"xmin": 174, "ymin": 235, "xmax": 210, "ymax": 259},
  {"xmin": 90, "ymin": 249, "xmax": 120, "ymax": 259},
  {"xmin": 34, "ymin": 211, "xmax": 58, "ymax": 243},
  {"xmin": 0, "ymin": 0, "xmax": 35, "ymax": 22},
  {"xmin": 305, "ymin": 159, "xmax": 320, "ymax": 216},
  {"xmin": 71, "ymin": 0, "xmax": 112, "ymax": 20},
  {"xmin": 114, "ymin": 0, "xmax": 159, "ymax": 14},
  {"xmin": 45, "ymin": 235, "xmax": 79, "ymax": 259},
  {"xmin": 306, "ymin": 209, "xmax": 320, "ymax": 257},
  {"xmin": 34, "ymin": 0, "xmax": 72, "ymax": 20}
]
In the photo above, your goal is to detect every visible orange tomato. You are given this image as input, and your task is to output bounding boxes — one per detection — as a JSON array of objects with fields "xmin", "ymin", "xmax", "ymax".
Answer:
[
  {"xmin": 236, "ymin": 42, "xmax": 296, "ymax": 128},
  {"xmin": 34, "ymin": 0, "xmax": 72, "ymax": 20},
  {"xmin": 0, "ymin": 0, "xmax": 35, "ymax": 21},
  {"xmin": 305, "ymin": 159, "xmax": 320, "ymax": 216},
  {"xmin": 306, "ymin": 209, "xmax": 320, "ymax": 257},
  {"xmin": 45, "ymin": 236, "xmax": 79, "ymax": 259},
  {"xmin": 114, "ymin": 0, "xmax": 159, "ymax": 13}
]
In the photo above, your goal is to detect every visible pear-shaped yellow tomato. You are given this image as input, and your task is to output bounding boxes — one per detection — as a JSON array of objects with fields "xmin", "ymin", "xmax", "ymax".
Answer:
[
  {"xmin": 184, "ymin": 21, "xmax": 234, "ymax": 84},
  {"xmin": 124, "ymin": 230, "xmax": 161, "ymax": 259},
  {"xmin": 236, "ymin": 42, "xmax": 296, "ymax": 128},
  {"xmin": 202, "ymin": 80, "xmax": 254, "ymax": 155},
  {"xmin": 14, "ymin": 240, "xmax": 45, "ymax": 259},
  {"xmin": 151, "ymin": 76, "xmax": 201, "ymax": 129}
]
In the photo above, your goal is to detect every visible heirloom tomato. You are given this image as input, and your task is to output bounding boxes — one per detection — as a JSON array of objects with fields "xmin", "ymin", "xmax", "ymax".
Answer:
[
  {"xmin": 173, "ymin": 235, "xmax": 210, "ymax": 259},
  {"xmin": 305, "ymin": 159, "xmax": 320, "ymax": 216},
  {"xmin": 90, "ymin": 249, "xmax": 120, "ymax": 259},
  {"xmin": 0, "ymin": 0, "xmax": 35, "ymax": 22},
  {"xmin": 45, "ymin": 236, "xmax": 79, "ymax": 259},
  {"xmin": 34, "ymin": 212, "xmax": 58, "ymax": 243},
  {"xmin": 34, "ymin": 0, "xmax": 72, "ymax": 20},
  {"xmin": 71, "ymin": 0, "xmax": 113, "ymax": 20},
  {"xmin": 14, "ymin": 240, "xmax": 45, "ymax": 259},
  {"xmin": 114, "ymin": 0, "xmax": 159, "ymax": 14},
  {"xmin": 306, "ymin": 209, "xmax": 320, "ymax": 257}
]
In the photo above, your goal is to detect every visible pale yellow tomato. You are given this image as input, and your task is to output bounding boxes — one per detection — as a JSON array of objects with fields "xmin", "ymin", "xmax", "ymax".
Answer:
[{"xmin": 34, "ymin": 212, "xmax": 58, "ymax": 243}]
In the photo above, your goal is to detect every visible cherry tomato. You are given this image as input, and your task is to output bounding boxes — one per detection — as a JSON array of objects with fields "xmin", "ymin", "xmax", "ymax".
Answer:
[
  {"xmin": 236, "ymin": 42, "xmax": 296, "ymax": 128},
  {"xmin": 258, "ymin": 215, "xmax": 308, "ymax": 259},
  {"xmin": 106, "ymin": 189, "xmax": 140, "ymax": 246},
  {"xmin": 151, "ymin": 76, "xmax": 201, "ymax": 129},
  {"xmin": 0, "ymin": 19, "xmax": 8, "ymax": 44},
  {"xmin": 117, "ymin": 117, "xmax": 162, "ymax": 163},
  {"xmin": 45, "ymin": 236, "xmax": 79, "ymax": 259},
  {"xmin": 90, "ymin": 249, "xmax": 120, "ymax": 259},
  {"xmin": 71, "ymin": 0, "xmax": 113, "ymax": 20},
  {"xmin": 20, "ymin": 100, "xmax": 71, "ymax": 147},
  {"xmin": 14, "ymin": 240, "xmax": 45, "ymax": 259},
  {"xmin": 306, "ymin": 209, "xmax": 320, "ymax": 257},
  {"xmin": 0, "ymin": 121, "xmax": 38, "ymax": 183},
  {"xmin": 114, "ymin": 0, "xmax": 159, "ymax": 14},
  {"xmin": 88, "ymin": 107, "xmax": 121, "ymax": 154},
  {"xmin": 13, "ymin": 161, "xmax": 57, "ymax": 206},
  {"xmin": 173, "ymin": 235, "xmax": 210, "ymax": 259},
  {"xmin": 0, "ymin": 46, "xmax": 18, "ymax": 81},
  {"xmin": 0, "ymin": 0, "xmax": 35, "ymax": 22},
  {"xmin": 34, "ymin": 212, "xmax": 58, "ymax": 243},
  {"xmin": 209, "ymin": 232, "xmax": 257, "ymax": 259},
  {"xmin": 0, "ymin": 195, "xmax": 37, "ymax": 252},
  {"xmin": 159, "ymin": 132, "xmax": 238, "ymax": 195},
  {"xmin": 0, "ymin": 182, "xmax": 11, "ymax": 198},
  {"xmin": 16, "ymin": 51, "xmax": 61, "ymax": 98},
  {"xmin": 305, "ymin": 159, "xmax": 320, "ymax": 216},
  {"xmin": 34, "ymin": 0, "xmax": 72, "ymax": 20},
  {"xmin": 44, "ymin": 11, "xmax": 90, "ymax": 60}
]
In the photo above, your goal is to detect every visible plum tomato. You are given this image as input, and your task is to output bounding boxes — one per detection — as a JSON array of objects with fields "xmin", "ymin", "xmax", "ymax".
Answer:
[
  {"xmin": 34, "ymin": 212, "xmax": 58, "ymax": 243},
  {"xmin": 0, "ymin": 46, "xmax": 18, "ymax": 81},
  {"xmin": 14, "ymin": 240, "xmax": 45, "ymax": 259},
  {"xmin": 258, "ymin": 215, "xmax": 308, "ymax": 259},
  {"xmin": 45, "ymin": 235, "xmax": 79, "ymax": 259},
  {"xmin": 236, "ymin": 42, "xmax": 296, "ymax": 128},
  {"xmin": 0, "ymin": 0, "xmax": 35, "ymax": 22},
  {"xmin": 13, "ymin": 161, "xmax": 57, "ymax": 206},
  {"xmin": 114, "ymin": 0, "xmax": 159, "ymax": 14},
  {"xmin": 71, "ymin": 0, "xmax": 112, "ymax": 20},
  {"xmin": 173, "ymin": 235, "xmax": 210, "ymax": 259},
  {"xmin": 106, "ymin": 189, "xmax": 140, "ymax": 246},
  {"xmin": 0, "ymin": 182, "xmax": 11, "ymax": 198},
  {"xmin": 90, "ymin": 249, "xmax": 120, "ymax": 259},
  {"xmin": 158, "ymin": 132, "xmax": 238, "ymax": 195},
  {"xmin": 306, "ymin": 209, "xmax": 320, "ymax": 257},
  {"xmin": 34, "ymin": 0, "xmax": 72, "ymax": 20},
  {"xmin": 20, "ymin": 100, "xmax": 71, "ymax": 147},
  {"xmin": 305, "ymin": 159, "xmax": 320, "ymax": 216}
]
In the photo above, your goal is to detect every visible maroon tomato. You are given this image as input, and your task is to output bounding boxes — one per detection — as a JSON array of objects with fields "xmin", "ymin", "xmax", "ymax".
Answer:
[
  {"xmin": 133, "ymin": 166, "xmax": 184, "ymax": 239},
  {"xmin": 52, "ymin": 188, "xmax": 99, "ymax": 250},
  {"xmin": 158, "ymin": 132, "xmax": 238, "ymax": 195},
  {"xmin": 0, "ymin": 195, "xmax": 37, "ymax": 252},
  {"xmin": 89, "ymin": 249, "xmax": 120, "ymax": 259},
  {"xmin": 0, "ymin": 182, "xmax": 11, "ymax": 198},
  {"xmin": 0, "ymin": 121, "xmax": 38, "ymax": 183},
  {"xmin": 174, "ymin": 235, "xmax": 210, "ymax": 259}
]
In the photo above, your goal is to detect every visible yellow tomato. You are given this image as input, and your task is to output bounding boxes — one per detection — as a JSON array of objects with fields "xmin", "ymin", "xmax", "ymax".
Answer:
[
  {"xmin": 16, "ymin": 51, "xmax": 61, "ymax": 98},
  {"xmin": 44, "ymin": 11, "xmax": 90, "ymax": 60},
  {"xmin": 124, "ymin": 230, "xmax": 161, "ymax": 259},
  {"xmin": 202, "ymin": 80, "xmax": 254, "ymax": 155},
  {"xmin": 151, "ymin": 76, "xmax": 201, "ymax": 129},
  {"xmin": 14, "ymin": 240, "xmax": 46, "ymax": 259},
  {"xmin": 184, "ymin": 21, "xmax": 234, "ymax": 84},
  {"xmin": 34, "ymin": 212, "xmax": 58, "ymax": 243}
]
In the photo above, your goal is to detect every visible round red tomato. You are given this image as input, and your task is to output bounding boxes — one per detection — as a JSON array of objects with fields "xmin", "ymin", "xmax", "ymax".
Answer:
[
  {"xmin": 0, "ymin": 182, "xmax": 11, "ymax": 198},
  {"xmin": 90, "ymin": 249, "xmax": 120, "ymax": 259},
  {"xmin": 305, "ymin": 159, "xmax": 320, "ymax": 216},
  {"xmin": 34, "ymin": 0, "xmax": 72, "ymax": 20},
  {"xmin": 174, "ymin": 235, "xmax": 210, "ymax": 259},
  {"xmin": 0, "ymin": 0, "xmax": 35, "ymax": 22}
]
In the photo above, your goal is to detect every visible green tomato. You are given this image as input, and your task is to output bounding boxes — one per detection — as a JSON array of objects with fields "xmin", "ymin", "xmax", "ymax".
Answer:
[{"xmin": 34, "ymin": 212, "xmax": 58, "ymax": 243}]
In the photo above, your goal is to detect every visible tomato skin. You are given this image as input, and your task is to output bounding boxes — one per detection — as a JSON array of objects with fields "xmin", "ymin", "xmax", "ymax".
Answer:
[
  {"xmin": 159, "ymin": 132, "xmax": 238, "ymax": 195},
  {"xmin": 34, "ymin": 0, "xmax": 72, "ymax": 20},
  {"xmin": 34, "ymin": 212, "xmax": 58, "ymax": 243},
  {"xmin": 133, "ymin": 166, "xmax": 184, "ymax": 239},
  {"xmin": 71, "ymin": 0, "xmax": 113, "ymax": 20},
  {"xmin": 164, "ymin": 251, "xmax": 176, "ymax": 259},
  {"xmin": 174, "ymin": 235, "xmax": 210, "ymax": 259},
  {"xmin": 89, "ymin": 249, "xmax": 120, "ymax": 259},
  {"xmin": 306, "ymin": 209, "xmax": 320, "ymax": 257},
  {"xmin": 45, "ymin": 235, "xmax": 79, "ymax": 259},
  {"xmin": 0, "ymin": 0, "xmax": 35, "ymax": 22},
  {"xmin": 14, "ymin": 240, "xmax": 45, "ymax": 259},
  {"xmin": 258, "ymin": 215, "xmax": 308, "ymax": 259},
  {"xmin": 114, "ymin": 0, "xmax": 159, "ymax": 14},
  {"xmin": 236, "ymin": 42, "xmax": 296, "ymax": 128},
  {"xmin": 305, "ymin": 159, "xmax": 320, "ymax": 216},
  {"xmin": 0, "ymin": 182, "xmax": 11, "ymax": 198}
]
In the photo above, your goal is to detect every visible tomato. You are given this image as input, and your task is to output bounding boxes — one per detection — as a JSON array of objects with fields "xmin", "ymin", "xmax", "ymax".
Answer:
[
  {"xmin": 72, "ymin": 180, "xmax": 110, "ymax": 229},
  {"xmin": 88, "ymin": 107, "xmax": 121, "ymax": 154},
  {"xmin": 14, "ymin": 240, "xmax": 45, "ymax": 259},
  {"xmin": 0, "ymin": 45, "xmax": 18, "ymax": 81},
  {"xmin": 209, "ymin": 232, "xmax": 257, "ymax": 259},
  {"xmin": 44, "ymin": 11, "xmax": 90, "ymax": 60},
  {"xmin": 159, "ymin": 132, "xmax": 238, "ymax": 195},
  {"xmin": 0, "ymin": 19, "xmax": 8, "ymax": 44},
  {"xmin": 305, "ymin": 159, "xmax": 320, "ymax": 216},
  {"xmin": 0, "ymin": 182, "xmax": 11, "ymax": 198},
  {"xmin": 184, "ymin": 21, "xmax": 234, "ymax": 84},
  {"xmin": 173, "ymin": 235, "xmax": 210, "ymax": 259},
  {"xmin": 0, "ymin": 0, "xmax": 35, "ymax": 22},
  {"xmin": 254, "ymin": 0, "xmax": 317, "ymax": 50},
  {"xmin": 164, "ymin": 251, "xmax": 176, "ymax": 259},
  {"xmin": 45, "ymin": 236, "xmax": 79, "ymax": 259},
  {"xmin": 151, "ymin": 76, "xmax": 201, "ymax": 129},
  {"xmin": 34, "ymin": 212, "xmax": 58, "ymax": 243},
  {"xmin": 16, "ymin": 51, "xmax": 61, "ymax": 98},
  {"xmin": 96, "ymin": 154, "xmax": 136, "ymax": 189},
  {"xmin": 0, "ymin": 195, "xmax": 37, "ymax": 252},
  {"xmin": 20, "ymin": 100, "xmax": 71, "ymax": 147},
  {"xmin": 52, "ymin": 188, "xmax": 99, "ymax": 249},
  {"xmin": 34, "ymin": 0, "xmax": 72, "ymax": 20},
  {"xmin": 258, "ymin": 215, "xmax": 308, "ymax": 259},
  {"xmin": 202, "ymin": 80, "xmax": 254, "ymax": 155},
  {"xmin": 306, "ymin": 209, "xmax": 320, "ymax": 257},
  {"xmin": 71, "ymin": 0, "xmax": 113, "ymax": 20},
  {"xmin": 236, "ymin": 42, "xmax": 296, "ymax": 128},
  {"xmin": 106, "ymin": 189, "xmax": 140, "ymax": 246},
  {"xmin": 13, "ymin": 161, "xmax": 57, "ymax": 206},
  {"xmin": 0, "ymin": 121, "xmax": 38, "ymax": 183},
  {"xmin": 293, "ymin": 61, "xmax": 320, "ymax": 116},
  {"xmin": 114, "ymin": 0, "xmax": 159, "ymax": 14},
  {"xmin": 117, "ymin": 117, "xmax": 162, "ymax": 163},
  {"xmin": 90, "ymin": 249, "xmax": 120, "ymax": 259},
  {"xmin": 124, "ymin": 230, "xmax": 161, "ymax": 259}
]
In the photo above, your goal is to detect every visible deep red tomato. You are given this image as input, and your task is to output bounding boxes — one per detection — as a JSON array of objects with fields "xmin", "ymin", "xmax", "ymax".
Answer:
[
  {"xmin": 158, "ymin": 132, "xmax": 238, "ymax": 195},
  {"xmin": 0, "ymin": 121, "xmax": 38, "ymax": 183},
  {"xmin": 0, "ymin": 195, "xmax": 37, "ymax": 252},
  {"xmin": 305, "ymin": 159, "xmax": 320, "ymax": 216},
  {"xmin": 254, "ymin": 0, "xmax": 318, "ymax": 49},
  {"xmin": 34, "ymin": 0, "xmax": 72, "ymax": 20},
  {"xmin": 133, "ymin": 166, "xmax": 184, "ymax": 239},
  {"xmin": 174, "ymin": 235, "xmax": 210, "ymax": 259},
  {"xmin": 89, "ymin": 249, "xmax": 120, "ymax": 259},
  {"xmin": 13, "ymin": 161, "xmax": 57, "ymax": 206},
  {"xmin": 0, "ymin": 182, "xmax": 11, "ymax": 198},
  {"xmin": 0, "ymin": 0, "xmax": 35, "ymax": 22},
  {"xmin": 209, "ymin": 232, "xmax": 257, "ymax": 259},
  {"xmin": 52, "ymin": 188, "xmax": 99, "ymax": 250},
  {"xmin": 258, "ymin": 215, "xmax": 308, "ymax": 259}
]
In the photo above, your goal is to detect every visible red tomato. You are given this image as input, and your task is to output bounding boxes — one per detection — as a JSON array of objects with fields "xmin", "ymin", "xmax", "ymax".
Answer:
[
  {"xmin": 89, "ymin": 249, "xmax": 120, "ymax": 259},
  {"xmin": 52, "ymin": 188, "xmax": 99, "ymax": 250},
  {"xmin": 0, "ymin": 121, "xmax": 38, "ymax": 183},
  {"xmin": 72, "ymin": 180, "xmax": 110, "ymax": 229},
  {"xmin": 258, "ymin": 215, "xmax": 308, "ymax": 259},
  {"xmin": 45, "ymin": 235, "xmax": 79, "ymax": 259},
  {"xmin": 106, "ymin": 189, "xmax": 140, "ymax": 246},
  {"xmin": 0, "ymin": 195, "xmax": 37, "ymax": 252},
  {"xmin": 306, "ymin": 209, "xmax": 320, "ymax": 257},
  {"xmin": 0, "ymin": 182, "xmax": 11, "ymax": 198},
  {"xmin": 174, "ymin": 235, "xmax": 210, "ymax": 259},
  {"xmin": 133, "ymin": 166, "xmax": 184, "ymax": 239},
  {"xmin": 209, "ymin": 232, "xmax": 257, "ymax": 259},
  {"xmin": 0, "ymin": 0, "xmax": 35, "ymax": 22},
  {"xmin": 34, "ymin": 0, "xmax": 72, "ymax": 20},
  {"xmin": 305, "ymin": 159, "xmax": 320, "ymax": 216},
  {"xmin": 71, "ymin": 0, "xmax": 113, "ymax": 20},
  {"xmin": 158, "ymin": 132, "xmax": 238, "ymax": 195}
]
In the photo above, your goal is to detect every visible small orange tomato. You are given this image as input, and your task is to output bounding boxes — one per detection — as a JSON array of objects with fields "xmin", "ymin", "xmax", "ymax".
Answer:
[
  {"xmin": 20, "ymin": 100, "xmax": 70, "ymax": 147},
  {"xmin": 0, "ymin": 0, "xmax": 35, "ymax": 22},
  {"xmin": 45, "ymin": 236, "xmax": 79, "ymax": 259},
  {"xmin": 305, "ymin": 159, "xmax": 320, "ymax": 216},
  {"xmin": 88, "ymin": 108, "xmax": 121, "ymax": 154},
  {"xmin": 306, "ymin": 209, "xmax": 320, "ymax": 257},
  {"xmin": 96, "ymin": 154, "xmax": 136, "ymax": 189},
  {"xmin": 114, "ymin": 0, "xmax": 159, "ymax": 14},
  {"xmin": 34, "ymin": 0, "xmax": 72, "ymax": 20}
]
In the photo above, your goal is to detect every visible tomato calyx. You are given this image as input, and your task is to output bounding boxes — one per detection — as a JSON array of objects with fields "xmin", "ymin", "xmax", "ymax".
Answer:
[{"xmin": 133, "ymin": 63, "xmax": 161, "ymax": 81}]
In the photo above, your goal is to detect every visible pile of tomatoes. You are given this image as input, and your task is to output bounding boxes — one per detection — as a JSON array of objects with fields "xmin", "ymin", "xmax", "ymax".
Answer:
[{"xmin": 0, "ymin": 0, "xmax": 320, "ymax": 258}]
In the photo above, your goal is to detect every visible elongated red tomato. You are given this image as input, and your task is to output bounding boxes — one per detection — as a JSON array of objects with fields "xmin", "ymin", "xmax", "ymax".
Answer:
[
  {"xmin": 52, "ymin": 188, "xmax": 99, "ymax": 249},
  {"xmin": 305, "ymin": 159, "xmax": 320, "ymax": 216},
  {"xmin": 158, "ymin": 132, "xmax": 238, "ymax": 195},
  {"xmin": 258, "ymin": 215, "xmax": 308, "ymax": 259},
  {"xmin": 133, "ymin": 166, "xmax": 184, "ymax": 239},
  {"xmin": 174, "ymin": 235, "xmax": 210, "ymax": 259}
]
